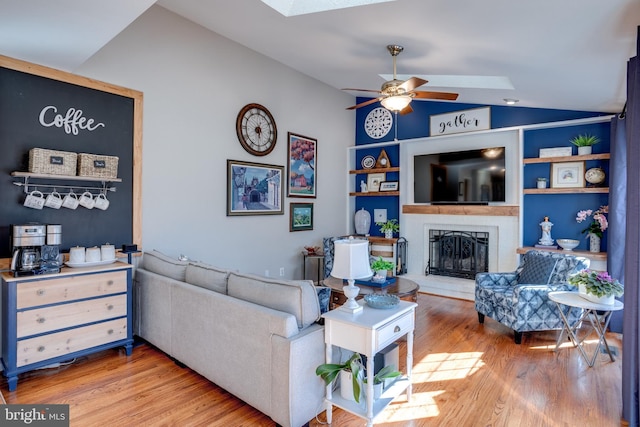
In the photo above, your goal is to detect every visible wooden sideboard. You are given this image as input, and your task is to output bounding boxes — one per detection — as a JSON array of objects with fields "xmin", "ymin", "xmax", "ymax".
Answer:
[{"xmin": 1, "ymin": 262, "xmax": 133, "ymax": 391}]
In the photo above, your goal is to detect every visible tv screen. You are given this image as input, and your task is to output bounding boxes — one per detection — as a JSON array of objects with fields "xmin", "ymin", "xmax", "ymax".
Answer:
[{"xmin": 414, "ymin": 147, "xmax": 506, "ymax": 204}]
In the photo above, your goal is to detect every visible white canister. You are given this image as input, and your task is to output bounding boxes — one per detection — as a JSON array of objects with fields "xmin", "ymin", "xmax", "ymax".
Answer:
[
  {"xmin": 85, "ymin": 247, "xmax": 101, "ymax": 263},
  {"xmin": 100, "ymin": 244, "xmax": 116, "ymax": 261},
  {"xmin": 69, "ymin": 246, "xmax": 86, "ymax": 264}
]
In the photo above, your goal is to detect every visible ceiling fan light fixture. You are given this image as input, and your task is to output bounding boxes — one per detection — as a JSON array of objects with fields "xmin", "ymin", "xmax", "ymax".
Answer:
[{"xmin": 381, "ymin": 95, "xmax": 412, "ymax": 112}]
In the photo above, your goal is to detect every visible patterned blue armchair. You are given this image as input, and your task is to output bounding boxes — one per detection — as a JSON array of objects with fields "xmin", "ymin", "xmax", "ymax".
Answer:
[{"xmin": 475, "ymin": 250, "xmax": 589, "ymax": 344}]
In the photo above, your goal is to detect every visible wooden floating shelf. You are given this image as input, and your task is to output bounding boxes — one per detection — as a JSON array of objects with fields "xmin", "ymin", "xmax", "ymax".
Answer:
[
  {"xmin": 350, "ymin": 191, "xmax": 400, "ymax": 197},
  {"xmin": 402, "ymin": 205, "xmax": 519, "ymax": 216},
  {"xmin": 517, "ymin": 246, "xmax": 607, "ymax": 261},
  {"xmin": 349, "ymin": 167, "xmax": 400, "ymax": 174},
  {"xmin": 524, "ymin": 187, "xmax": 609, "ymax": 194},
  {"xmin": 523, "ymin": 153, "xmax": 610, "ymax": 164}
]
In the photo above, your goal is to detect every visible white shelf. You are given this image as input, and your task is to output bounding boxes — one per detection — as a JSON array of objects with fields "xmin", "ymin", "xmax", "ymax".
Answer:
[{"xmin": 326, "ymin": 377, "xmax": 411, "ymax": 420}]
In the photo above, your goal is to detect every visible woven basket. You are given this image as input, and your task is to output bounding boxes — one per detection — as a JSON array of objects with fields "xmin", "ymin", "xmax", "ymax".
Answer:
[
  {"xmin": 28, "ymin": 148, "xmax": 77, "ymax": 176},
  {"xmin": 77, "ymin": 153, "xmax": 119, "ymax": 179}
]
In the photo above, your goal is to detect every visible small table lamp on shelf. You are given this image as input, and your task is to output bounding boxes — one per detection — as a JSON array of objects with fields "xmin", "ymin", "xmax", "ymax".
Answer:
[{"xmin": 330, "ymin": 237, "xmax": 373, "ymax": 314}]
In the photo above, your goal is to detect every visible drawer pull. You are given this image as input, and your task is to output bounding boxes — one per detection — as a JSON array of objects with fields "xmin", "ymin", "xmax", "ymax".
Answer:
[
  {"xmin": 37, "ymin": 346, "xmax": 45, "ymax": 352},
  {"xmin": 37, "ymin": 289, "xmax": 45, "ymax": 296},
  {"xmin": 394, "ymin": 325, "xmax": 401, "ymax": 333},
  {"xmin": 37, "ymin": 317, "xmax": 46, "ymax": 324},
  {"xmin": 107, "ymin": 304, "xmax": 114, "ymax": 311},
  {"xmin": 107, "ymin": 280, "xmax": 114, "ymax": 286},
  {"xmin": 108, "ymin": 329, "xmax": 114, "ymax": 335}
]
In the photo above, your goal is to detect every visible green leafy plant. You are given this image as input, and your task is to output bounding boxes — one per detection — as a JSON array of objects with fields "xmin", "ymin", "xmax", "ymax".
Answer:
[
  {"xmin": 569, "ymin": 133, "xmax": 600, "ymax": 147},
  {"xmin": 371, "ymin": 256, "xmax": 394, "ymax": 272},
  {"xmin": 376, "ymin": 219, "xmax": 399, "ymax": 234},
  {"xmin": 315, "ymin": 352, "xmax": 364, "ymax": 403},
  {"xmin": 364, "ymin": 364, "xmax": 402, "ymax": 385},
  {"xmin": 568, "ymin": 269, "xmax": 624, "ymax": 298}
]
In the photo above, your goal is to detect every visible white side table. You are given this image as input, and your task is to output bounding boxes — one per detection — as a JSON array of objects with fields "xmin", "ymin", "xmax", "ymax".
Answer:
[
  {"xmin": 322, "ymin": 299, "xmax": 417, "ymax": 427},
  {"xmin": 549, "ymin": 291, "xmax": 623, "ymax": 367}
]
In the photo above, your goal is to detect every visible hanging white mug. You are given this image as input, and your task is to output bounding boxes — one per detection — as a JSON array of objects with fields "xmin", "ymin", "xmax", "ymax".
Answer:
[
  {"xmin": 62, "ymin": 190, "xmax": 79, "ymax": 209},
  {"xmin": 78, "ymin": 191, "xmax": 95, "ymax": 209},
  {"xmin": 24, "ymin": 190, "xmax": 45, "ymax": 209},
  {"xmin": 94, "ymin": 193, "xmax": 110, "ymax": 210},
  {"xmin": 44, "ymin": 191, "xmax": 63, "ymax": 209}
]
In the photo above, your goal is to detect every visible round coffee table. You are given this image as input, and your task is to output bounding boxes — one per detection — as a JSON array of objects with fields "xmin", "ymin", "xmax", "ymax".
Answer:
[{"xmin": 322, "ymin": 276, "xmax": 419, "ymax": 310}]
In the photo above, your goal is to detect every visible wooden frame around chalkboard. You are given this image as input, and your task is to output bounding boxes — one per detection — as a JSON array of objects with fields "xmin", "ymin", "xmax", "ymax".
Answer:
[{"xmin": 0, "ymin": 54, "xmax": 143, "ymax": 266}]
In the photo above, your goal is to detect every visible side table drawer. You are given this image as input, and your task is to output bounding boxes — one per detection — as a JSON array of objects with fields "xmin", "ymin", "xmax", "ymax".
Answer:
[
  {"xmin": 16, "ymin": 318, "xmax": 128, "ymax": 367},
  {"xmin": 17, "ymin": 294, "xmax": 127, "ymax": 338},
  {"xmin": 376, "ymin": 311, "xmax": 414, "ymax": 352},
  {"xmin": 17, "ymin": 271, "xmax": 127, "ymax": 309}
]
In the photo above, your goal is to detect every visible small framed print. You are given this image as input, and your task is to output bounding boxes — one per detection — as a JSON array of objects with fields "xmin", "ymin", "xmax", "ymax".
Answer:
[
  {"xmin": 379, "ymin": 181, "xmax": 398, "ymax": 192},
  {"xmin": 367, "ymin": 173, "xmax": 385, "ymax": 192},
  {"xmin": 551, "ymin": 161, "xmax": 585, "ymax": 188},
  {"xmin": 290, "ymin": 203, "xmax": 313, "ymax": 232}
]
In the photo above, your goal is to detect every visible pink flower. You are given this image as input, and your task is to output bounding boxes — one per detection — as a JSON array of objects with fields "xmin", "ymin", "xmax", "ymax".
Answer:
[
  {"xmin": 576, "ymin": 205, "xmax": 609, "ymax": 237},
  {"xmin": 576, "ymin": 210, "xmax": 593, "ymax": 223}
]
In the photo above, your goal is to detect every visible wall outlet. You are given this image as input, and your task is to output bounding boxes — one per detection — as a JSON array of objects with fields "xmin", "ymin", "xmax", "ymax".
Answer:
[
  {"xmin": 374, "ymin": 209, "xmax": 387, "ymax": 223},
  {"xmin": 265, "ymin": 270, "xmax": 269, "ymax": 277},
  {"xmin": 279, "ymin": 267, "xmax": 285, "ymax": 277}
]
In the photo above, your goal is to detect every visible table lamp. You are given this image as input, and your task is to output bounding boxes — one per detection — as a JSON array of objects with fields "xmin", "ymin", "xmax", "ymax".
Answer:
[{"xmin": 330, "ymin": 237, "xmax": 373, "ymax": 314}]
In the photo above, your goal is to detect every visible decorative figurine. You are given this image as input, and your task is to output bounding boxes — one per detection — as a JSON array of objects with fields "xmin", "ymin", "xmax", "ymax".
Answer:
[
  {"xmin": 538, "ymin": 216, "xmax": 555, "ymax": 246},
  {"xmin": 360, "ymin": 180, "xmax": 368, "ymax": 193}
]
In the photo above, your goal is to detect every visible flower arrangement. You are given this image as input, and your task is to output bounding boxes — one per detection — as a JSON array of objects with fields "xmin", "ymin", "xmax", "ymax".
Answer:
[
  {"xmin": 576, "ymin": 205, "xmax": 608, "ymax": 238},
  {"xmin": 568, "ymin": 269, "xmax": 623, "ymax": 298}
]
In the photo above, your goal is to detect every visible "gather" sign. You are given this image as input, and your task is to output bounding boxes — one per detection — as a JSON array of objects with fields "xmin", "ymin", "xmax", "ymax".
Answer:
[{"xmin": 429, "ymin": 107, "xmax": 491, "ymax": 136}]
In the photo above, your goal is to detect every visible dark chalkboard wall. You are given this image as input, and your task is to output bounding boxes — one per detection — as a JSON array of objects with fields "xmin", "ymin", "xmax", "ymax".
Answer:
[{"xmin": 0, "ymin": 64, "xmax": 136, "ymax": 258}]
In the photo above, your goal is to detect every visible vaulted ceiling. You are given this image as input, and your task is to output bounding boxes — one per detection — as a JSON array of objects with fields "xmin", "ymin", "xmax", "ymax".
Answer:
[{"xmin": 1, "ymin": 0, "xmax": 638, "ymax": 113}]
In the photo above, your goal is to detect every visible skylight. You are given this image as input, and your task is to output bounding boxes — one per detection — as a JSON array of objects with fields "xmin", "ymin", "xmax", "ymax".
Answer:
[{"xmin": 261, "ymin": 0, "xmax": 395, "ymax": 17}]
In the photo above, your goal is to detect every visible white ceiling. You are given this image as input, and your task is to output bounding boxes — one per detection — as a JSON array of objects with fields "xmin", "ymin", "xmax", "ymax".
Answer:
[{"xmin": 1, "ymin": 0, "xmax": 639, "ymax": 113}]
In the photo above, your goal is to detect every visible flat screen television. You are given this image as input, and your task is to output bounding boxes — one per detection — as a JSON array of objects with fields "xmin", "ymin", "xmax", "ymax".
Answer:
[{"xmin": 414, "ymin": 147, "xmax": 506, "ymax": 204}]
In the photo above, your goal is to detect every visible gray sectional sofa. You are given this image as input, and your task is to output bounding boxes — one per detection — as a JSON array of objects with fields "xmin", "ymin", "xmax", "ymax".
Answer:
[{"xmin": 134, "ymin": 250, "xmax": 326, "ymax": 427}]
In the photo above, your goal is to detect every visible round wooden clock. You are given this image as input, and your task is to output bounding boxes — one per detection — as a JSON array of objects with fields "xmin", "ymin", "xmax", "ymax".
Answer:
[{"xmin": 236, "ymin": 103, "xmax": 277, "ymax": 156}]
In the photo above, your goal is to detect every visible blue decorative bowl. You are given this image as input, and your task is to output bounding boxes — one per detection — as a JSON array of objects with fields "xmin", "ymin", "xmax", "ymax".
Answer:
[{"xmin": 364, "ymin": 293, "xmax": 399, "ymax": 309}]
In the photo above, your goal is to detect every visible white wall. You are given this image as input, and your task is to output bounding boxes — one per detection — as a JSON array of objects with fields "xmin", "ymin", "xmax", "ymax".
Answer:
[{"xmin": 75, "ymin": 6, "xmax": 354, "ymax": 279}]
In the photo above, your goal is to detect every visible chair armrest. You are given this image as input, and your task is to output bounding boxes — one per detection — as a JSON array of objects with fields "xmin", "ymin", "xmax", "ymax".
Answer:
[
  {"xmin": 475, "ymin": 272, "xmax": 518, "ymax": 288},
  {"xmin": 513, "ymin": 282, "xmax": 575, "ymax": 299}
]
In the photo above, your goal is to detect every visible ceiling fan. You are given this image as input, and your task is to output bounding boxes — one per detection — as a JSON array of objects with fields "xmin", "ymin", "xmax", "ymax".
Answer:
[{"xmin": 344, "ymin": 45, "xmax": 459, "ymax": 115}]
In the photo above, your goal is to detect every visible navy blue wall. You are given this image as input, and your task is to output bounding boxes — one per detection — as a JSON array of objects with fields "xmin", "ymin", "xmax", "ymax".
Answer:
[{"xmin": 353, "ymin": 98, "xmax": 612, "ymax": 249}]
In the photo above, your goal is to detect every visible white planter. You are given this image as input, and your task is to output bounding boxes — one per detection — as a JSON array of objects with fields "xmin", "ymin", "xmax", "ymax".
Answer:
[
  {"xmin": 384, "ymin": 230, "xmax": 393, "ymax": 239},
  {"xmin": 577, "ymin": 146, "xmax": 592, "ymax": 155},
  {"xmin": 537, "ymin": 180, "xmax": 547, "ymax": 189},
  {"xmin": 589, "ymin": 233, "xmax": 601, "ymax": 253},
  {"xmin": 365, "ymin": 382, "xmax": 383, "ymax": 400},
  {"xmin": 340, "ymin": 370, "xmax": 358, "ymax": 402},
  {"xmin": 578, "ymin": 283, "xmax": 615, "ymax": 305}
]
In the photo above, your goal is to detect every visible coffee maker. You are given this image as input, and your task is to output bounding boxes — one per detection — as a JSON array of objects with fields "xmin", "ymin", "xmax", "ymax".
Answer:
[{"xmin": 10, "ymin": 224, "xmax": 46, "ymax": 276}]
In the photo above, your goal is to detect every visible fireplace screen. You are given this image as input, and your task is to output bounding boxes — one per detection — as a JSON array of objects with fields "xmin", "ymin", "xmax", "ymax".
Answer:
[{"xmin": 427, "ymin": 230, "xmax": 489, "ymax": 279}]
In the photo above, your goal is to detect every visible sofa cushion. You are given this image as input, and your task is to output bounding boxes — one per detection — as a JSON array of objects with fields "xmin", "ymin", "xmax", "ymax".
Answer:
[
  {"xmin": 518, "ymin": 254, "xmax": 558, "ymax": 284},
  {"xmin": 185, "ymin": 262, "xmax": 229, "ymax": 294},
  {"xmin": 227, "ymin": 272, "xmax": 320, "ymax": 329},
  {"xmin": 142, "ymin": 250, "xmax": 189, "ymax": 282}
]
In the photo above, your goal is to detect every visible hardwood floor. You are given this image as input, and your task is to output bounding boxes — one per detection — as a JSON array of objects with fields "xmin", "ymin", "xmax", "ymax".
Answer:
[{"xmin": 1, "ymin": 293, "xmax": 623, "ymax": 426}]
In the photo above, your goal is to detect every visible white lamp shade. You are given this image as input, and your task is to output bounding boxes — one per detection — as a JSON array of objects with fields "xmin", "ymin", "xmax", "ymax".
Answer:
[
  {"xmin": 330, "ymin": 239, "xmax": 373, "ymax": 280},
  {"xmin": 380, "ymin": 95, "xmax": 411, "ymax": 112}
]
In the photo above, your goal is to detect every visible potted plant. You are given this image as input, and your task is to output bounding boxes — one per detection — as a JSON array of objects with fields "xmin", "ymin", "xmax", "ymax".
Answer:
[
  {"xmin": 536, "ymin": 177, "xmax": 547, "ymax": 189},
  {"xmin": 377, "ymin": 219, "xmax": 399, "ymax": 239},
  {"xmin": 315, "ymin": 352, "xmax": 365, "ymax": 402},
  {"xmin": 570, "ymin": 133, "xmax": 600, "ymax": 155},
  {"xmin": 576, "ymin": 205, "xmax": 608, "ymax": 252},
  {"xmin": 363, "ymin": 364, "xmax": 402, "ymax": 399},
  {"xmin": 568, "ymin": 269, "xmax": 623, "ymax": 305},
  {"xmin": 371, "ymin": 256, "xmax": 394, "ymax": 278}
]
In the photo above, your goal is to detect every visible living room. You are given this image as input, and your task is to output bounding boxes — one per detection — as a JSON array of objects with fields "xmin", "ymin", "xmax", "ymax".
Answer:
[{"xmin": 1, "ymin": 1, "xmax": 639, "ymax": 426}]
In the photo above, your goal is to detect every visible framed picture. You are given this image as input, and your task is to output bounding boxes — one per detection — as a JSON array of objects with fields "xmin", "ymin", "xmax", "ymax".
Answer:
[
  {"xmin": 290, "ymin": 202, "xmax": 313, "ymax": 231},
  {"xmin": 367, "ymin": 173, "xmax": 386, "ymax": 192},
  {"xmin": 287, "ymin": 132, "xmax": 317, "ymax": 198},
  {"xmin": 551, "ymin": 161, "xmax": 585, "ymax": 188},
  {"xmin": 227, "ymin": 159, "xmax": 284, "ymax": 216},
  {"xmin": 379, "ymin": 181, "xmax": 398, "ymax": 192}
]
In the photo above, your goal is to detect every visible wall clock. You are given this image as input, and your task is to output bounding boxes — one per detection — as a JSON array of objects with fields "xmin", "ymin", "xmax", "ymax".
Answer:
[
  {"xmin": 364, "ymin": 107, "xmax": 393, "ymax": 139},
  {"xmin": 236, "ymin": 103, "xmax": 277, "ymax": 156}
]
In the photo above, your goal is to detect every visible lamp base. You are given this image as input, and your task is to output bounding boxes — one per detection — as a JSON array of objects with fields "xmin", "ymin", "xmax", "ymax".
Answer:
[{"xmin": 340, "ymin": 281, "xmax": 363, "ymax": 314}]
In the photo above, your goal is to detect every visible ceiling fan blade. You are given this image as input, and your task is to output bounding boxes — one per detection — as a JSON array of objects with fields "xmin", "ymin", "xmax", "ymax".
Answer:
[
  {"xmin": 342, "ymin": 88, "xmax": 382, "ymax": 93},
  {"xmin": 412, "ymin": 90, "xmax": 459, "ymax": 101},
  {"xmin": 346, "ymin": 97, "xmax": 382, "ymax": 110},
  {"xmin": 399, "ymin": 77, "xmax": 428, "ymax": 92},
  {"xmin": 400, "ymin": 104, "xmax": 413, "ymax": 115}
]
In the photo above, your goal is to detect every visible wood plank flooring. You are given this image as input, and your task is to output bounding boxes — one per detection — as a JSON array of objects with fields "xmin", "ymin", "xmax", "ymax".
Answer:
[{"xmin": 1, "ymin": 292, "xmax": 623, "ymax": 426}]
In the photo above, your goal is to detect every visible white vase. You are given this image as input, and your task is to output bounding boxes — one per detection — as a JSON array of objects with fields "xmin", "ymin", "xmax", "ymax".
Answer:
[
  {"xmin": 589, "ymin": 233, "xmax": 601, "ymax": 253},
  {"xmin": 579, "ymin": 283, "xmax": 615, "ymax": 305},
  {"xmin": 577, "ymin": 146, "xmax": 592, "ymax": 155},
  {"xmin": 537, "ymin": 180, "xmax": 547, "ymax": 189},
  {"xmin": 354, "ymin": 208, "xmax": 371, "ymax": 235}
]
